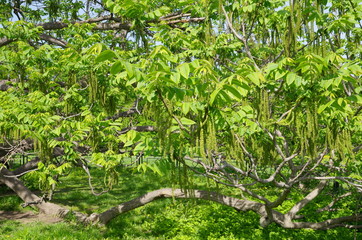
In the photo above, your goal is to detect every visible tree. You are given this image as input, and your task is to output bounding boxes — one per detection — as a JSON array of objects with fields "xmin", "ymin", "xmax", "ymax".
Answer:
[{"xmin": 0, "ymin": 0, "xmax": 361, "ymax": 230}]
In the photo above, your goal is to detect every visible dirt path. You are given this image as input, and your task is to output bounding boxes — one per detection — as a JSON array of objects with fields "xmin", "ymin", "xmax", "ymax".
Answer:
[{"xmin": 0, "ymin": 210, "xmax": 62, "ymax": 224}]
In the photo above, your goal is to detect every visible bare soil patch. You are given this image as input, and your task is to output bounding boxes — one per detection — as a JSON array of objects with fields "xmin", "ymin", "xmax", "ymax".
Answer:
[{"xmin": 0, "ymin": 210, "xmax": 62, "ymax": 224}]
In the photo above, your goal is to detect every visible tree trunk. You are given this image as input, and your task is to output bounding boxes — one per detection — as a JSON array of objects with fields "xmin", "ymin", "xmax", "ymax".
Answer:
[{"xmin": 0, "ymin": 168, "xmax": 69, "ymax": 217}]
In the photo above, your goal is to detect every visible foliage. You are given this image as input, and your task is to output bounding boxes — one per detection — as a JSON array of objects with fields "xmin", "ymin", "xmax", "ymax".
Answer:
[{"xmin": 0, "ymin": 0, "xmax": 361, "ymax": 232}]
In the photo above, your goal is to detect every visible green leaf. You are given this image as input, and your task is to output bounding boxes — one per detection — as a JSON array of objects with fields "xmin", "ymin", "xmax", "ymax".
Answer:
[
  {"xmin": 294, "ymin": 75, "xmax": 303, "ymax": 87},
  {"xmin": 247, "ymin": 72, "xmax": 260, "ymax": 86},
  {"xmin": 113, "ymin": 5, "xmax": 122, "ymax": 14},
  {"xmin": 52, "ymin": 127, "xmax": 61, "ymax": 136},
  {"xmin": 209, "ymin": 87, "xmax": 221, "ymax": 105},
  {"xmin": 173, "ymin": 87, "xmax": 185, "ymax": 100},
  {"xmin": 318, "ymin": 100, "xmax": 335, "ymax": 114},
  {"xmin": 48, "ymin": 177, "xmax": 57, "ymax": 186},
  {"xmin": 178, "ymin": 63, "xmax": 190, "ymax": 79},
  {"xmin": 286, "ymin": 72, "xmax": 297, "ymax": 86},
  {"xmin": 182, "ymin": 102, "xmax": 191, "ymax": 115},
  {"xmin": 265, "ymin": 63, "xmax": 279, "ymax": 72},
  {"xmin": 124, "ymin": 61, "xmax": 134, "ymax": 78},
  {"xmin": 275, "ymin": 70, "xmax": 287, "ymax": 80},
  {"xmin": 171, "ymin": 72, "xmax": 181, "ymax": 84},
  {"xmin": 180, "ymin": 117, "xmax": 196, "ymax": 125},
  {"xmin": 219, "ymin": 90, "xmax": 232, "ymax": 102},
  {"xmin": 223, "ymin": 85, "xmax": 242, "ymax": 99},
  {"xmin": 347, "ymin": 95, "xmax": 362, "ymax": 104},
  {"xmin": 111, "ymin": 61, "xmax": 123, "ymax": 74},
  {"xmin": 95, "ymin": 50, "xmax": 116, "ymax": 63},
  {"xmin": 81, "ymin": 109, "xmax": 91, "ymax": 116},
  {"xmin": 337, "ymin": 98, "xmax": 344, "ymax": 106},
  {"xmin": 38, "ymin": 162, "xmax": 45, "ymax": 170}
]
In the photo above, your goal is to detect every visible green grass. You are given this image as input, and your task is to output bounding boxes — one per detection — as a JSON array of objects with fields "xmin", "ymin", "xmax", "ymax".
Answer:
[
  {"xmin": 1, "ymin": 164, "xmax": 361, "ymax": 240},
  {"xmin": 0, "ymin": 220, "xmax": 102, "ymax": 240}
]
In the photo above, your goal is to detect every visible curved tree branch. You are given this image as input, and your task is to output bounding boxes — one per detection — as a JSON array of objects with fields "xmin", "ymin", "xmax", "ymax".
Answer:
[
  {"xmin": 0, "ymin": 168, "xmax": 69, "ymax": 216},
  {"xmin": 117, "ymin": 125, "xmax": 156, "ymax": 135},
  {"xmin": 0, "ymin": 38, "xmax": 15, "ymax": 47},
  {"xmin": 11, "ymin": 157, "xmax": 40, "ymax": 177},
  {"xmin": 1, "ymin": 170, "xmax": 361, "ymax": 230},
  {"xmin": 39, "ymin": 34, "xmax": 68, "ymax": 47},
  {"xmin": 88, "ymin": 187, "xmax": 362, "ymax": 230},
  {"xmin": 90, "ymin": 188, "xmax": 267, "ymax": 224},
  {"xmin": 287, "ymin": 180, "xmax": 327, "ymax": 220}
]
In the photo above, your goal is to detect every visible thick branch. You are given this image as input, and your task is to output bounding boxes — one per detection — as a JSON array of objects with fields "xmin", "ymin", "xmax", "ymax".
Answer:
[
  {"xmin": 166, "ymin": 18, "xmax": 206, "ymax": 24},
  {"xmin": 91, "ymin": 188, "xmax": 267, "ymax": 224},
  {"xmin": 92, "ymin": 22, "xmax": 132, "ymax": 31},
  {"xmin": 39, "ymin": 34, "xmax": 68, "ymax": 47},
  {"xmin": 87, "ymin": 187, "xmax": 362, "ymax": 230},
  {"xmin": 301, "ymin": 176, "xmax": 362, "ymax": 190},
  {"xmin": 106, "ymin": 107, "xmax": 140, "ymax": 120},
  {"xmin": 0, "ymin": 38, "xmax": 15, "ymax": 47},
  {"xmin": 0, "ymin": 168, "xmax": 69, "ymax": 216},
  {"xmin": 268, "ymin": 189, "xmax": 291, "ymax": 208},
  {"xmin": 287, "ymin": 180, "xmax": 327, "ymax": 220},
  {"xmin": 353, "ymin": 144, "xmax": 362, "ymax": 153},
  {"xmin": 0, "ymin": 80, "xmax": 15, "ymax": 91},
  {"xmin": 160, "ymin": 13, "xmax": 191, "ymax": 21},
  {"xmin": 117, "ymin": 125, "xmax": 156, "ymax": 135},
  {"xmin": 11, "ymin": 157, "xmax": 40, "ymax": 176},
  {"xmin": 37, "ymin": 16, "xmax": 122, "ymax": 30},
  {"xmin": 290, "ymin": 215, "xmax": 362, "ymax": 230}
]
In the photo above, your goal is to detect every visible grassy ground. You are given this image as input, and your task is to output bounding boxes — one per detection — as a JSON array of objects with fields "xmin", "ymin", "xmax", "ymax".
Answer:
[{"xmin": 0, "ymin": 163, "xmax": 361, "ymax": 240}]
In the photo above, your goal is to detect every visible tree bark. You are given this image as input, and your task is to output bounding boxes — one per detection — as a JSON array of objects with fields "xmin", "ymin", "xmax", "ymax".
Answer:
[
  {"xmin": 10, "ymin": 158, "xmax": 40, "ymax": 177},
  {"xmin": 0, "ymin": 168, "xmax": 69, "ymax": 217},
  {"xmin": 91, "ymin": 188, "xmax": 268, "ymax": 224}
]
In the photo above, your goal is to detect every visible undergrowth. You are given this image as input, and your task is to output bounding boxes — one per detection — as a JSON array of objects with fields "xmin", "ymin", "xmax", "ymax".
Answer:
[{"xmin": 0, "ymin": 163, "xmax": 360, "ymax": 240}]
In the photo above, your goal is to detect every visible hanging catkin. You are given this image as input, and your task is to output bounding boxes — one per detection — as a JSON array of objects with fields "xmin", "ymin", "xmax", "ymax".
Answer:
[
  {"xmin": 199, "ymin": 126, "xmax": 207, "ymax": 161},
  {"xmin": 336, "ymin": 129, "xmax": 353, "ymax": 160},
  {"xmin": 306, "ymin": 103, "xmax": 318, "ymax": 158},
  {"xmin": 206, "ymin": 117, "xmax": 218, "ymax": 164},
  {"xmin": 257, "ymin": 88, "xmax": 269, "ymax": 123},
  {"xmin": 89, "ymin": 71, "xmax": 98, "ymax": 103}
]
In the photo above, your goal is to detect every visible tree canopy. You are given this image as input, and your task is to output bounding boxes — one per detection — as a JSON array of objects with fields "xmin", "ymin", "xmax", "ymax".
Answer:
[{"xmin": 0, "ymin": 0, "xmax": 361, "ymax": 230}]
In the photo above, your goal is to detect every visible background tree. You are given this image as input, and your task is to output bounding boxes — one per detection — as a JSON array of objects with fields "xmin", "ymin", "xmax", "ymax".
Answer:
[{"xmin": 0, "ymin": 0, "xmax": 361, "ymax": 230}]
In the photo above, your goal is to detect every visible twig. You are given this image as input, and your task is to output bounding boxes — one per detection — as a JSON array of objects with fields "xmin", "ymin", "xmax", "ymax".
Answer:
[
  {"xmin": 61, "ymin": 104, "xmax": 93, "ymax": 120},
  {"xmin": 290, "ymin": 148, "xmax": 328, "ymax": 184},
  {"xmin": 80, "ymin": 161, "xmax": 109, "ymax": 196},
  {"xmin": 221, "ymin": 5, "xmax": 260, "ymax": 70},
  {"xmin": 21, "ymin": 197, "xmax": 44, "ymax": 207},
  {"xmin": 156, "ymin": 89, "xmax": 188, "ymax": 133},
  {"xmin": 316, "ymin": 192, "xmax": 353, "ymax": 213},
  {"xmin": 2, "ymin": 168, "xmax": 38, "ymax": 178},
  {"xmin": 39, "ymin": 34, "xmax": 68, "ymax": 47}
]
